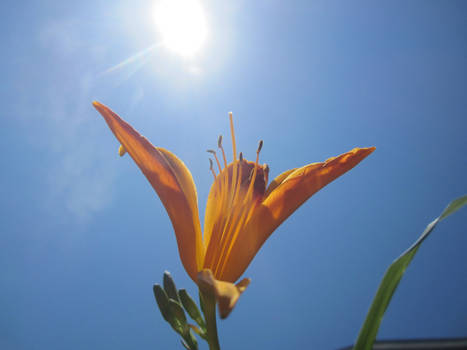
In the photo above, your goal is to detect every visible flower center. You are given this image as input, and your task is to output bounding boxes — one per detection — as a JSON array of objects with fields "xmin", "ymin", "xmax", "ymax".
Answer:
[{"xmin": 203, "ymin": 113, "xmax": 269, "ymax": 279}]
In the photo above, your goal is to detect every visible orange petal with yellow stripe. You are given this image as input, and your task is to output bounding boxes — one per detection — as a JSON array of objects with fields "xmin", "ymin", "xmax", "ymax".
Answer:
[
  {"xmin": 220, "ymin": 147, "xmax": 375, "ymax": 282},
  {"xmin": 93, "ymin": 101, "xmax": 204, "ymax": 281}
]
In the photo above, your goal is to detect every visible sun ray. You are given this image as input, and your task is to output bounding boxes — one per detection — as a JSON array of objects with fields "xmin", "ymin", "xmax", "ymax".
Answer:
[{"xmin": 100, "ymin": 44, "xmax": 160, "ymax": 76}]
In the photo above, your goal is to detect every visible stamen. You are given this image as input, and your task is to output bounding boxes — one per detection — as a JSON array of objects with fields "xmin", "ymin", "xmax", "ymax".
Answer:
[
  {"xmin": 244, "ymin": 140, "xmax": 263, "ymax": 205},
  {"xmin": 229, "ymin": 112, "xmax": 237, "ymax": 162},
  {"xmin": 213, "ymin": 160, "xmax": 244, "ymax": 276},
  {"xmin": 209, "ymin": 158, "xmax": 216, "ymax": 179},
  {"xmin": 263, "ymin": 163, "xmax": 270, "ymax": 184},
  {"xmin": 239, "ymin": 152, "xmax": 243, "ymax": 162},
  {"xmin": 218, "ymin": 135, "xmax": 228, "ymax": 168},
  {"xmin": 218, "ymin": 143, "xmax": 265, "ymax": 277},
  {"xmin": 257, "ymin": 140, "xmax": 263, "ymax": 154},
  {"xmin": 207, "ymin": 150, "xmax": 222, "ymax": 173}
]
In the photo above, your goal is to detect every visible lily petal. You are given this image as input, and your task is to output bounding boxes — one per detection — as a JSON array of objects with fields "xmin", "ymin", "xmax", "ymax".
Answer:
[
  {"xmin": 198, "ymin": 269, "xmax": 250, "ymax": 319},
  {"xmin": 264, "ymin": 168, "xmax": 297, "ymax": 197},
  {"xmin": 220, "ymin": 147, "xmax": 375, "ymax": 282},
  {"xmin": 93, "ymin": 101, "xmax": 204, "ymax": 281}
]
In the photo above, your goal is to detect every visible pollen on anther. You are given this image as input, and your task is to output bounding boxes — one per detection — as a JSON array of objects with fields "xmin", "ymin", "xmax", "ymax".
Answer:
[
  {"xmin": 257, "ymin": 140, "xmax": 263, "ymax": 154},
  {"xmin": 218, "ymin": 135, "xmax": 228, "ymax": 168},
  {"xmin": 209, "ymin": 158, "xmax": 216, "ymax": 179},
  {"xmin": 208, "ymin": 149, "xmax": 222, "ymax": 172}
]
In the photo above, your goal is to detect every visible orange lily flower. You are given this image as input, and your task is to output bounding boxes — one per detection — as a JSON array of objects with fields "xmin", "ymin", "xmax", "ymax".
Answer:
[{"xmin": 93, "ymin": 101, "xmax": 375, "ymax": 318}]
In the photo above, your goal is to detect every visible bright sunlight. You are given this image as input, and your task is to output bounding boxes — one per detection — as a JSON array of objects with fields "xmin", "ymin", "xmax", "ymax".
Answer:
[{"xmin": 153, "ymin": 0, "xmax": 208, "ymax": 57}]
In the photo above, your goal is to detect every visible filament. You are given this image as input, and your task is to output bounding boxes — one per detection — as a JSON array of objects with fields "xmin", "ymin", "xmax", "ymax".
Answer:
[
  {"xmin": 218, "ymin": 135, "xmax": 227, "ymax": 168},
  {"xmin": 207, "ymin": 149, "xmax": 222, "ymax": 173}
]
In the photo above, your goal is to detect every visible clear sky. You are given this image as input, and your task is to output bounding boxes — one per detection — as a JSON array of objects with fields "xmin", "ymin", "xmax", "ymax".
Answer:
[{"xmin": 1, "ymin": 1, "xmax": 466, "ymax": 349}]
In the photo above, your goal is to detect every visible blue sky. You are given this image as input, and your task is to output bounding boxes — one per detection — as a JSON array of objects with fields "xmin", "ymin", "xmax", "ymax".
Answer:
[{"xmin": 1, "ymin": 1, "xmax": 466, "ymax": 349}]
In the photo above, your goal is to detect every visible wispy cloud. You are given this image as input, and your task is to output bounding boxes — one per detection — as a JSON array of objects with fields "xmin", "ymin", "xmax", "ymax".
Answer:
[{"xmin": 20, "ymin": 18, "xmax": 118, "ymax": 221}]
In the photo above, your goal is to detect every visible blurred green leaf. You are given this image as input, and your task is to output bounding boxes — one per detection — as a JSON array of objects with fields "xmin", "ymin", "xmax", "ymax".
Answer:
[
  {"xmin": 183, "ymin": 329, "xmax": 199, "ymax": 350},
  {"xmin": 153, "ymin": 284, "xmax": 172, "ymax": 323},
  {"xmin": 440, "ymin": 195, "xmax": 467, "ymax": 220},
  {"xmin": 181, "ymin": 339, "xmax": 191, "ymax": 350},
  {"xmin": 153, "ymin": 282, "xmax": 190, "ymax": 337},
  {"xmin": 168, "ymin": 299, "xmax": 188, "ymax": 334},
  {"xmin": 179, "ymin": 289, "xmax": 206, "ymax": 330},
  {"xmin": 354, "ymin": 195, "xmax": 467, "ymax": 350},
  {"xmin": 154, "ymin": 276, "xmax": 200, "ymax": 350},
  {"xmin": 199, "ymin": 291, "xmax": 206, "ymax": 315},
  {"xmin": 163, "ymin": 271, "xmax": 181, "ymax": 303},
  {"xmin": 189, "ymin": 324, "xmax": 207, "ymax": 340}
]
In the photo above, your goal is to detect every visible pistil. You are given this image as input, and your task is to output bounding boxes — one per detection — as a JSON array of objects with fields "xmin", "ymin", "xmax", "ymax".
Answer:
[{"xmin": 229, "ymin": 112, "xmax": 237, "ymax": 161}]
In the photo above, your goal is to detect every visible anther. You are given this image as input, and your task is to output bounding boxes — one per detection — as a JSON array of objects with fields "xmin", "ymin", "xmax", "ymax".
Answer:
[
  {"xmin": 209, "ymin": 158, "xmax": 216, "ymax": 179},
  {"xmin": 257, "ymin": 140, "xmax": 263, "ymax": 154},
  {"xmin": 118, "ymin": 145, "xmax": 127, "ymax": 157},
  {"xmin": 239, "ymin": 152, "xmax": 243, "ymax": 162},
  {"xmin": 208, "ymin": 150, "xmax": 222, "ymax": 172},
  {"xmin": 263, "ymin": 163, "xmax": 269, "ymax": 183},
  {"xmin": 218, "ymin": 135, "xmax": 227, "ymax": 168}
]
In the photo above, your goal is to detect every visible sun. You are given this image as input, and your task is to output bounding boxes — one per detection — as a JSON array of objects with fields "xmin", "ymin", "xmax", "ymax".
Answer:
[{"xmin": 153, "ymin": 0, "xmax": 208, "ymax": 58}]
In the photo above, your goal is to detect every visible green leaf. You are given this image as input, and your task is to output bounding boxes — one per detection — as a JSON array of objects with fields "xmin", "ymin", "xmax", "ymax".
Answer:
[
  {"xmin": 153, "ymin": 283, "xmax": 189, "ymax": 335},
  {"xmin": 169, "ymin": 299, "xmax": 187, "ymax": 324},
  {"xmin": 354, "ymin": 195, "xmax": 467, "ymax": 350},
  {"xmin": 180, "ymin": 339, "xmax": 191, "ymax": 350},
  {"xmin": 188, "ymin": 324, "xmax": 208, "ymax": 340},
  {"xmin": 163, "ymin": 271, "xmax": 181, "ymax": 304},
  {"xmin": 153, "ymin": 284, "xmax": 172, "ymax": 323},
  {"xmin": 179, "ymin": 289, "xmax": 206, "ymax": 330},
  {"xmin": 167, "ymin": 299, "xmax": 188, "ymax": 335},
  {"xmin": 199, "ymin": 291, "xmax": 206, "ymax": 315},
  {"xmin": 440, "ymin": 195, "xmax": 467, "ymax": 220}
]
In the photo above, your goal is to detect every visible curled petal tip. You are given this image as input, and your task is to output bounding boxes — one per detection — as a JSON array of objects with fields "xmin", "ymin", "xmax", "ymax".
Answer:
[
  {"xmin": 92, "ymin": 100, "xmax": 108, "ymax": 116},
  {"xmin": 348, "ymin": 146, "xmax": 376, "ymax": 159},
  {"xmin": 118, "ymin": 145, "xmax": 127, "ymax": 157},
  {"xmin": 361, "ymin": 146, "xmax": 376, "ymax": 158},
  {"xmin": 197, "ymin": 269, "xmax": 250, "ymax": 319},
  {"xmin": 363, "ymin": 146, "xmax": 376, "ymax": 153}
]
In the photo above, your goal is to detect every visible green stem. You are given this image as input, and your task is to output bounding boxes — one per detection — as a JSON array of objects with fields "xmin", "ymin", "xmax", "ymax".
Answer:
[{"xmin": 200, "ymin": 290, "xmax": 221, "ymax": 350}]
